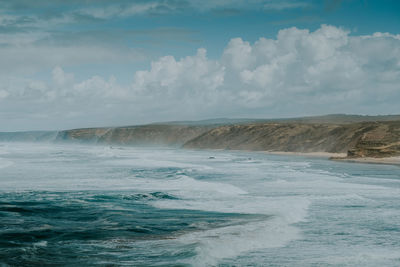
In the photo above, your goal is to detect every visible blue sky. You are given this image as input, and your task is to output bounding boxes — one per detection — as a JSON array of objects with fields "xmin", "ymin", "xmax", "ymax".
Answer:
[{"xmin": 0, "ymin": 0, "xmax": 400, "ymax": 131}]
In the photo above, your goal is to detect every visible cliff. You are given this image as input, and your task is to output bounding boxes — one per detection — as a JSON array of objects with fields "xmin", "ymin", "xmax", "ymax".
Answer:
[
  {"xmin": 183, "ymin": 121, "xmax": 400, "ymax": 158},
  {"xmin": 0, "ymin": 131, "xmax": 58, "ymax": 142},
  {"xmin": 346, "ymin": 121, "xmax": 400, "ymax": 158},
  {"xmin": 55, "ymin": 125, "xmax": 214, "ymax": 147},
  {"xmin": 2, "ymin": 115, "xmax": 400, "ymax": 160}
]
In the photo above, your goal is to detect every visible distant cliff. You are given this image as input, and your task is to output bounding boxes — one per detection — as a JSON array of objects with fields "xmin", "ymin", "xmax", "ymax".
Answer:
[
  {"xmin": 2, "ymin": 115, "xmax": 400, "ymax": 159},
  {"xmin": 55, "ymin": 125, "xmax": 214, "ymax": 147},
  {"xmin": 0, "ymin": 131, "xmax": 58, "ymax": 142}
]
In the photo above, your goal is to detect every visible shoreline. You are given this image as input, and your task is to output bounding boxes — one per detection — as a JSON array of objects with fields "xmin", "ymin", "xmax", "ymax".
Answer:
[
  {"xmin": 264, "ymin": 151, "xmax": 400, "ymax": 166},
  {"xmin": 3, "ymin": 141, "xmax": 400, "ymax": 166},
  {"xmin": 331, "ymin": 156, "xmax": 400, "ymax": 166},
  {"xmin": 264, "ymin": 151, "xmax": 346, "ymax": 158}
]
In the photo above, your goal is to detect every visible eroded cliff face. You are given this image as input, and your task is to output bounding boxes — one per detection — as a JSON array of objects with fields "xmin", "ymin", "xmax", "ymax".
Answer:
[
  {"xmin": 96, "ymin": 125, "xmax": 215, "ymax": 146},
  {"xmin": 347, "ymin": 121, "xmax": 400, "ymax": 158},
  {"xmin": 183, "ymin": 121, "xmax": 400, "ymax": 158},
  {"xmin": 183, "ymin": 123, "xmax": 362, "ymax": 153},
  {"xmin": 54, "ymin": 121, "xmax": 400, "ymax": 158},
  {"xmin": 55, "ymin": 125, "xmax": 213, "ymax": 147},
  {"xmin": 55, "ymin": 128, "xmax": 110, "ymax": 143}
]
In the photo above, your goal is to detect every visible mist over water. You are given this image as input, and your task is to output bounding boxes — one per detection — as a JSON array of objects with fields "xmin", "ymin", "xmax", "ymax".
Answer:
[{"xmin": 0, "ymin": 143, "xmax": 400, "ymax": 266}]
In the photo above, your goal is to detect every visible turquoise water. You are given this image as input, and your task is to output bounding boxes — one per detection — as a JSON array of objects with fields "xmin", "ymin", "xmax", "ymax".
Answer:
[{"xmin": 0, "ymin": 143, "xmax": 400, "ymax": 266}]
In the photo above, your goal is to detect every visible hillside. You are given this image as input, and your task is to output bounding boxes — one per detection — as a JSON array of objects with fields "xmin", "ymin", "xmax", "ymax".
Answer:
[
  {"xmin": 156, "ymin": 114, "xmax": 400, "ymax": 125},
  {"xmin": 55, "ymin": 125, "xmax": 214, "ymax": 147},
  {"xmin": 1, "ymin": 114, "xmax": 400, "ymax": 160},
  {"xmin": 183, "ymin": 121, "xmax": 400, "ymax": 158},
  {"xmin": 0, "ymin": 131, "xmax": 58, "ymax": 142}
]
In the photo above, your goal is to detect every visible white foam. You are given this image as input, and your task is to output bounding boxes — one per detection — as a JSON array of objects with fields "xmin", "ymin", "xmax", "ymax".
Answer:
[
  {"xmin": 153, "ymin": 195, "xmax": 310, "ymax": 223},
  {"xmin": 306, "ymin": 249, "xmax": 400, "ymax": 266},
  {"xmin": 33, "ymin": 241, "xmax": 48, "ymax": 247},
  {"xmin": 3, "ymin": 143, "xmax": 400, "ymax": 266},
  {"xmin": 180, "ymin": 217, "xmax": 301, "ymax": 266},
  {"xmin": 134, "ymin": 175, "xmax": 246, "ymax": 196}
]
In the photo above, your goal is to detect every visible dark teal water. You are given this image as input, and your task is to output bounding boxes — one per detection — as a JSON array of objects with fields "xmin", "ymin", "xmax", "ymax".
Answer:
[{"xmin": 0, "ymin": 143, "xmax": 400, "ymax": 266}]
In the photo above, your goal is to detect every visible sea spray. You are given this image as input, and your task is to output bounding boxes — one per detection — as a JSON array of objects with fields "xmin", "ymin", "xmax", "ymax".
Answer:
[{"xmin": 0, "ymin": 143, "xmax": 400, "ymax": 266}]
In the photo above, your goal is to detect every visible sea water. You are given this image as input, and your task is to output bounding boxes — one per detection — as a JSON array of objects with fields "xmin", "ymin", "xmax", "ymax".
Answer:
[{"xmin": 0, "ymin": 143, "xmax": 399, "ymax": 266}]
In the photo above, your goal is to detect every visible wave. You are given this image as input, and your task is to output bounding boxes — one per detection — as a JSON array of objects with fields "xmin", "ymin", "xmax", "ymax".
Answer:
[
  {"xmin": 181, "ymin": 217, "xmax": 301, "ymax": 266},
  {"xmin": 102, "ymin": 192, "xmax": 179, "ymax": 201}
]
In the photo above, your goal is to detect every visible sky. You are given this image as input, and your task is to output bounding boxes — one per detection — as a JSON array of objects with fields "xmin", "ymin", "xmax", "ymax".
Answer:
[{"xmin": 0, "ymin": 0, "xmax": 400, "ymax": 131}]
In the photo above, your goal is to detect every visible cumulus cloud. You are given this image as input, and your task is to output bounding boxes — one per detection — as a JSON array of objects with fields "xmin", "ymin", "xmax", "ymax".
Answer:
[
  {"xmin": 217, "ymin": 25, "xmax": 400, "ymax": 109},
  {"xmin": 52, "ymin": 66, "xmax": 74, "ymax": 88},
  {"xmin": 1, "ymin": 24, "xmax": 400, "ymax": 130},
  {"xmin": 132, "ymin": 48, "xmax": 224, "ymax": 97}
]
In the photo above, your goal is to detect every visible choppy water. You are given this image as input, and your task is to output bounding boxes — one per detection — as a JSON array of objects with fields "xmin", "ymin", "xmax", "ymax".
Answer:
[{"xmin": 0, "ymin": 143, "xmax": 399, "ymax": 266}]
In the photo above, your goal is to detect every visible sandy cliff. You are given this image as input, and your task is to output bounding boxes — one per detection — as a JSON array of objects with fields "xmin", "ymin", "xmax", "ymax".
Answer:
[
  {"xmin": 346, "ymin": 121, "xmax": 400, "ymax": 158},
  {"xmin": 55, "ymin": 125, "xmax": 213, "ymax": 147},
  {"xmin": 3, "ymin": 115, "xmax": 399, "ymax": 161},
  {"xmin": 183, "ymin": 121, "xmax": 400, "ymax": 159}
]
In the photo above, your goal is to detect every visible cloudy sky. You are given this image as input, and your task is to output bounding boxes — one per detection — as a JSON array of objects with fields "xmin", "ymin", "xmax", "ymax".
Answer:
[{"xmin": 1, "ymin": 0, "xmax": 400, "ymax": 131}]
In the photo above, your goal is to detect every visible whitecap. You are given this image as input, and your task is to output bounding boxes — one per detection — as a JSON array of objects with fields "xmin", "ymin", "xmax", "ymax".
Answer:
[{"xmin": 180, "ymin": 217, "xmax": 301, "ymax": 267}]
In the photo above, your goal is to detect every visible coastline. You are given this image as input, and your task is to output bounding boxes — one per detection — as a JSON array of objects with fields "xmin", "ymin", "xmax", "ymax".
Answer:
[
  {"xmin": 264, "ymin": 151, "xmax": 346, "ymax": 158},
  {"xmin": 331, "ymin": 156, "xmax": 400, "ymax": 166},
  {"xmin": 264, "ymin": 151, "xmax": 400, "ymax": 166}
]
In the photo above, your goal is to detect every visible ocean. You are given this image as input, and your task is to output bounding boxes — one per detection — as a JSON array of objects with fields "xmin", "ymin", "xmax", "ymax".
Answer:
[{"xmin": 0, "ymin": 143, "xmax": 399, "ymax": 266}]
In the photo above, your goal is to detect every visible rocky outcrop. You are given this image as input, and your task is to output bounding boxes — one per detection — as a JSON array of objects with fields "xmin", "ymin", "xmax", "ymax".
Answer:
[{"xmin": 346, "ymin": 121, "xmax": 400, "ymax": 158}]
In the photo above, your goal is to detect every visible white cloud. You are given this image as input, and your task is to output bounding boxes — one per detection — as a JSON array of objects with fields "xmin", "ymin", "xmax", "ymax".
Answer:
[
  {"xmin": 0, "ymin": 32, "xmax": 49, "ymax": 46},
  {"xmin": 1, "ymin": 25, "xmax": 400, "ymax": 131},
  {"xmin": 0, "ymin": 90, "xmax": 9, "ymax": 99},
  {"xmin": 73, "ymin": 75, "xmax": 127, "ymax": 99},
  {"xmin": 77, "ymin": 2, "xmax": 178, "ymax": 19},
  {"xmin": 263, "ymin": 1, "xmax": 310, "ymax": 10},
  {"xmin": 132, "ymin": 48, "xmax": 224, "ymax": 95},
  {"xmin": 0, "ymin": 44, "xmax": 143, "ymax": 76},
  {"xmin": 222, "ymin": 38, "xmax": 255, "ymax": 70},
  {"xmin": 52, "ymin": 66, "xmax": 74, "ymax": 87},
  {"xmin": 132, "ymin": 24, "xmax": 400, "ymax": 113},
  {"xmin": 0, "ymin": 14, "xmax": 18, "ymax": 26},
  {"xmin": 0, "ymin": 11, "xmax": 74, "ymax": 31},
  {"xmin": 74, "ymin": 0, "xmax": 312, "ymax": 19}
]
